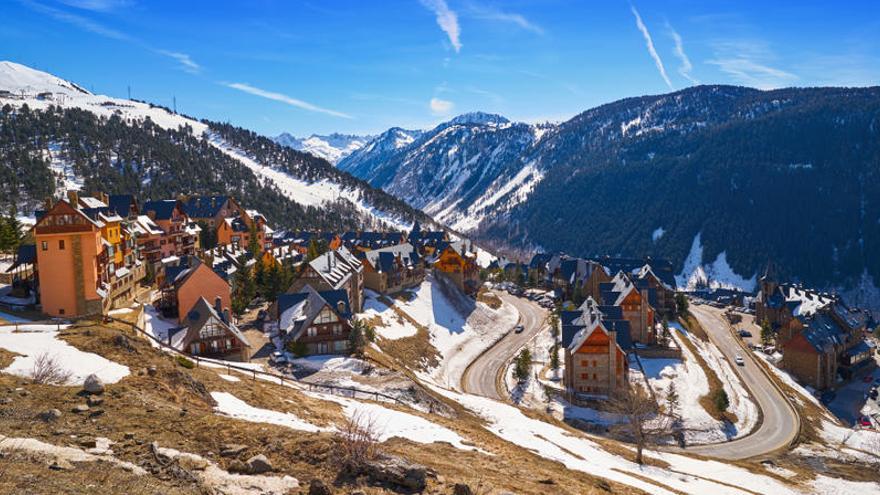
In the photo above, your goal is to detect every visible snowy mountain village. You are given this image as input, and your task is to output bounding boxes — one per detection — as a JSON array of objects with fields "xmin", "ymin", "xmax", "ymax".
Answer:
[
  {"xmin": 2, "ymin": 184, "xmax": 879, "ymax": 494},
  {"xmin": 0, "ymin": 55, "xmax": 879, "ymax": 494}
]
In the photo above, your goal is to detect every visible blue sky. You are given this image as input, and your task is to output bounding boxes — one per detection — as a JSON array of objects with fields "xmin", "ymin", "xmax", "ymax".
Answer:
[{"xmin": 3, "ymin": 0, "xmax": 879, "ymax": 137}]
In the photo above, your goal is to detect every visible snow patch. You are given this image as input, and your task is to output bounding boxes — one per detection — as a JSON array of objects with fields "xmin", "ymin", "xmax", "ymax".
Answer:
[
  {"xmin": 0, "ymin": 324, "xmax": 130, "ymax": 385},
  {"xmin": 676, "ymin": 233, "xmax": 757, "ymax": 291}
]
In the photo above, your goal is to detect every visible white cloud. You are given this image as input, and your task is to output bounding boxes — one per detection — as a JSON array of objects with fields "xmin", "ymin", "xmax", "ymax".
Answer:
[
  {"xmin": 707, "ymin": 58, "xmax": 797, "ymax": 89},
  {"xmin": 469, "ymin": 6, "xmax": 543, "ymax": 35},
  {"xmin": 419, "ymin": 0, "xmax": 462, "ymax": 52},
  {"xmin": 667, "ymin": 23, "xmax": 698, "ymax": 84},
  {"xmin": 21, "ymin": 0, "xmax": 129, "ymax": 40},
  {"xmin": 57, "ymin": 0, "xmax": 130, "ymax": 11},
  {"xmin": 225, "ymin": 82, "xmax": 353, "ymax": 119},
  {"xmin": 158, "ymin": 50, "xmax": 200, "ymax": 74},
  {"xmin": 429, "ymin": 97, "xmax": 454, "ymax": 115},
  {"xmin": 708, "ymin": 40, "xmax": 797, "ymax": 89},
  {"xmin": 630, "ymin": 5, "xmax": 672, "ymax": 89}
]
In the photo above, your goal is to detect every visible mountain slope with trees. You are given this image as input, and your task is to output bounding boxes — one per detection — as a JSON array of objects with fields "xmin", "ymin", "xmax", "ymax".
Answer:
[{"xmin": 344, "ymin": 86, "xmax": 880, "ymax": 295}]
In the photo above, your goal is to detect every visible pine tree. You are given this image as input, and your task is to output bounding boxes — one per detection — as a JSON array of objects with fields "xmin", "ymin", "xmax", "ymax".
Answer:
[
  {"xmin": 513, "ymin": 348, "xmax": 532, "ymax": 383},
  {"xmin": 666, "ymin": 382, "xmax": 680, "ymax": 420},
  {"xmin": 232, "ymin": 264, "xmax": 256, "ymax": 315},
  {"xmin": 675, "ymin": 293, "xmax": 689, "ymax": 316},
  {"xmin": 760, "ymin": 318, "xmax": 774, "ymax": 346},
  {"xmin": 714, "ymin": 389, "xmax": 729, "ymax": 413},
  {"xmin": 549, "ymin": 343, "xmax": 560, "ymax": 377},
  {"xmin": 247, "ymin": 222, "xmax": 261, "ymax": 256},
  {"xmin": 349, "ymin": 318, "xmax": 368, "ymax": 358}
]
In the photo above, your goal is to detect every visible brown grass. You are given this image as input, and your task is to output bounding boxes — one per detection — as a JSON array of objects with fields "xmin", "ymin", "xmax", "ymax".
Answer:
[
  {"xmin": 0, "ymin": 451, "xmax": 200, "ymax": 495},
  {"xmin": 675, "ymin": 319, "xmax": 738, "ymax": 424},
  {"xmin": 0, "ymin": 318, "xmax": 669, "ymax": 494},
  {"xmin": 679, "ymin": 313, "xmax": 708, "ymax": 341},
  {"xmin": 0, "ymin": 348, "xmax": 19, "ymax": 368},
  {"xmin": 476, "ymin": 287, "xmax": 502, "ymax": 310},
  {"xmin": 371, "ymin": 296, "xmax": 440, "ymax": 371}
]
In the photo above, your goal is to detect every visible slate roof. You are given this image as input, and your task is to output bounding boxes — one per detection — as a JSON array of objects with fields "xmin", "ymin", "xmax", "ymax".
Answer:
[
  {"xmin": 800, "ymin": 311, "xmax": 846, "ymax": 353},
  {"xmin": 529, "ymin": 253, "xmax": 552, "ymax": 270},
  {"xmin": 176, "ymin": 296, "xmax": 250, "ymax": 350},
  {"xmin": 182, "ymin": 196, "xmax": 230, "ymax": 219},
  {"xmin": 108, "ymin": 195, "xmax": 137, "ymax": 218},
  {"xmin": 277, "ymin": 285, "xmax": 351, "ymax": 340},
  {"xmin": 363, "ymin": 243, "xmax": 420, "ymax": 273},
  {"xmin": 142, "ymin": 200, "xmax": 179, "ymax": 221},
  {"xmin": 5, "ymin": 244, "xmax": 36, "ymax": 272},
  {"xmin": 562, "ymin": 297, "xmax": 632, "ymax": 352},
  {"xmin": 309, "ymin": 246, "xmax": 362, "ymax": 289}
]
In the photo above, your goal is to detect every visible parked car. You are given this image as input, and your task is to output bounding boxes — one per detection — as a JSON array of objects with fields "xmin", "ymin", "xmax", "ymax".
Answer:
[
  {"xmin": 514, "ymin": 325, "xmax": 525, "ymax": 334},
  {"xmin": 859, "ymin": 416, "xmax": 873, "ymax": 428},
  {"xmin": 734, "ymin": 355, "xmax": 745, "ymax": 366},
  {"xmin": 738, "ymin": 329, "xmax": 753, "ymax": 338},
  {"xmin": 270, "ymin": 351, "xmax": 288, "ymax": 365}
]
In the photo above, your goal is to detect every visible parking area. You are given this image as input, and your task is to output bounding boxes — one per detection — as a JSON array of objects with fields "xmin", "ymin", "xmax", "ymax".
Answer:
[{"xmin": 826, "ymin": 358, "xmax": 880, "ymax": 427}]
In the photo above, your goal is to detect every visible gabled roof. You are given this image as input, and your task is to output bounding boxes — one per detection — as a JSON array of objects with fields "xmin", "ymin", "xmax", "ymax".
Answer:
[
  {"xmin": 35, "ymin": 200, "xmax": 105, "ymax": 229},
  {"xmin": 529, "ymin": 253, "xmax": 552, "ymax": 270},
  {"xmin": 799, "ymin": 310, "xmax": 846, "ymax": 353},
  {"xmin": 562, "ymin": 297, "xmax": 632, "ymax": 352},
  {"xmin": 363, "ymin": 243, "xmax": 419, "ymax": 273},
  {"xmin": 182, "ymin": 196, "xmax": 230, "ymax": 219},
  {"xmin": 177, "ymin": 296, "xmax": 250, "ymax": 350},
  {"xmin": 308, "ymin": 246, "xmax": 362, "ymax": 289},
  {"xmin": 5, "ymin": 244, "xmax": 36, "ymax": 272},
  {"xmin": 277, "ymin": 285, "xmax": 351, "ymax": 340},
  {"xmin": 130, "ymin": 215, "xmax": 165, "ymax": 236},
  {"xmin": 142, "ymin": 200, "xmax": 180, "ymax": 221},
  {"xmin": 108, "ymin": 194, "xmax": 138, "ymax": 218}
]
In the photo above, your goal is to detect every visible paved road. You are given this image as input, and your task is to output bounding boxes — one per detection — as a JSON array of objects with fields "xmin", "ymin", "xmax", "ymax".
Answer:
[
  {"xmin": 461, "ymin": 292, "xmax": 547, "ymax": 399},
  {"xmin": 683, "ymin": 304, "xmax": 800, "ymax": 460}
]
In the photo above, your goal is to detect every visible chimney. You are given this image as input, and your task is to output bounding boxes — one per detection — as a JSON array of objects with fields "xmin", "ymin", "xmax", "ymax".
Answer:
[
  {"xmin": 337, "ymin": 301, "xmax": 346, "ymax": 314},
  {"xmin": 214, "ymin": 296, "xmax": 223, "ymax": 314},
  {"xmin": 222, "ymin": 308, "xmax": 231, "ymax": 324},
  {"xmin": 99, "ymin": 192, "xmax": 109, "ymax": 204},
  {"xmin": 67, "ymin": 190, "xmax": 79, "ymax": 207},
  {"xmin": 44, "ymin": 196, "xmax": 54, "ymax": 211}
]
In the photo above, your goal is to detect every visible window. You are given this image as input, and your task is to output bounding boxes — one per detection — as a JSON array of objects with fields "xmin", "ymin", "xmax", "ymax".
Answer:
[
  {"xmin": 334, "ymin": 340, "xmax": 347, "ymax": 352},
  {"xmin": 580, "ymin": 373, "xmax": 588, "ymax": 379},
  {"xmin": 58, "ymin": 240, "xmax": 65, "ymax": 250},
  {"xmin": 332, "ymin": 325, "xmax": 342, "ymax": 336},
  {"xmin": 59, "ymin": 309, "xmax": 65, "ymax": 315},
  {"xmin": 592, "ymin": 360, "xmax": 597, "ymax": 367},
  {"xmin": 593, "ymin": 373, "xmax": 597, "ymax": 380},
  {"xmin": 307, "ymin": 327, "xmax": 317, "ymax": 337},
  {"xmin": 190, "ymin": 343, "xmax": 200, "ymax": 355},
  {"xmin": 581, "ymin": 360, "xmax": 588, "ymax": 367},
  {"xmin": 41, "ymin": 241, "xmax": 48, "ymax": 251}
]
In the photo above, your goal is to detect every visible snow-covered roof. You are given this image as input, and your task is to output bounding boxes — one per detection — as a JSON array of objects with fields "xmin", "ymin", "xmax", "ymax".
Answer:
[{"xmin": 309, "ymin": 246, "xmax": 362, "ymax": 289}]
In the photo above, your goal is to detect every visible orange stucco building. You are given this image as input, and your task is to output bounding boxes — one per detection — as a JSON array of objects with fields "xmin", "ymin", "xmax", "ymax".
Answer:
[{"xmin": 34, "ymin": 200, "xmax": 106, "ymax": 316}]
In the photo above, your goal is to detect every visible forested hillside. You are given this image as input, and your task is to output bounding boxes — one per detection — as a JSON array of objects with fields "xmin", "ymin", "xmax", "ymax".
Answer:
[
  {"xmin": 0, "ymin": 102, "xmax": 429, "ymax": 231},
  {"xmin": 344, "ymin": 85, "xmax": 880, "ymax": 294}
]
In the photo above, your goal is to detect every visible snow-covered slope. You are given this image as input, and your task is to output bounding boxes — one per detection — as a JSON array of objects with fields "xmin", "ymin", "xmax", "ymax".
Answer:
[
  {"xmin": 338, "ymin": 114, "xmax": 554, "ymax": 233},
  {"xmin": 0, "ymin": 61, "xmax": 207, "ymax": 134},
  {"xmin": 0, "ymin": 61, "xmax": 425, "ymax": 231},
  {"xmin": 273, "ymin": 132, "xmax": 372, "ymax": 164}
]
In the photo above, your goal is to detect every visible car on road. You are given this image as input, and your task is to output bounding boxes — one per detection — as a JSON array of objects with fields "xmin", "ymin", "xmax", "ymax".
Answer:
[
  {"xmin": 270, "ymin": 351, "xmax": 288, "ymax": 365},
  {"xmin": 513, "ymin": 325, "xmax": 525, "ymax": 334},
  {"xmin": 859, "ymin": 416, "xmax": 873, "ymax": 428},
  {"xmin": 738, "ymin": 329, "xmax": 753, "ymax": 338},
  {"xmin": 734, "ymin": 355, "xmax": 745, "ymax": 366}
]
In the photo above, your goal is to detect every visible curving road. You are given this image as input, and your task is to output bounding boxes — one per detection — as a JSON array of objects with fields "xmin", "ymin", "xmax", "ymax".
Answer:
[
  {"xmin": 461, "ymin": 292, "xmax": 547, "ymax": 399},
  {"xmin": 682, "ymin": 304, "xmax": 800, "ymax": 460}
]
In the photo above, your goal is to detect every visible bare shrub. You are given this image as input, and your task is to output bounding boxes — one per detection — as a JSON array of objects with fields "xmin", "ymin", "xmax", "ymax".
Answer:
[
  {"xmin": 334, "ymin": 411, "xmax": 380, "ymax": 472},
  {"xmin": 608, "ymin": 386, "xmax": 668, "ymax": 465},
  {"xmin": 31, "ymin": 353, "xmax": 72, "ymax": 385}
]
